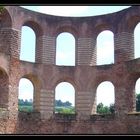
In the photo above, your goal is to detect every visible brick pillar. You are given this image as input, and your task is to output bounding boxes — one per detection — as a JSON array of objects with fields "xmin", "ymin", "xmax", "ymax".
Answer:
[
  {"xmin": 33, "ymin": 88, "xmax": 41, "ymax": 112},
  {"xmin": 0, "ymin": 70, "xmax": 9, "ymax": 108},
  {"xmin": 36, "ymin": 36, "xmax": 55, "ymax": 64},
  {"xmin": 8, "ymin": 58, "xmax": 20, "ymax": 120},
  {"xmin": 8, "ymin": 85, "xmax": 18, "ymax": 119},
  {"xmin": 10, "ymin": 28, "xmax": 21, "ymax": 59},
  {"xmin": 0, "ymin": 28, "xmax": 10, "ymax": 54},
  {"xmin": 90, "ymin": 37, "xmax": 97, "ymax": 66},
  {"xmin": 125, "ymin": 79, "xmax": 136, "ymax": 113},
  {"xmin": 76, "ymin": 91, "xmax": 92, "ymax": 120},
  {"xmin": 0, "ymin": 28, "xmax": 20, "ymax": 57},
  {"xmin": 40, "ymin": 89, "xmax": 54, "ymax": 119},
  {"xmin": 77, "ymin": 37, "xmax": 96, "ymax": 66},
  {"xmin": 90, "ymin": 89, "xmax": 97, "ymax": 114},
  {"xmin": 115, "ymin": 87, "xmax": 128, "ymax": 116},
  {"xmin": 114, "ymin": 32, "xmax": 134, "ymax": 63},
  {"xmin": 35, "ymin": 36, "xmax": 44, "ymax": 63},
  {"xmin": 0, "ymin": 27, "xmax": 20, "ymax": 119}
]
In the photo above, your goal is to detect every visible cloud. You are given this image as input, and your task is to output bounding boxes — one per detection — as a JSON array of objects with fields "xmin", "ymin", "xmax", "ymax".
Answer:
[{"xmin": 38, "ymin": 6, "xmax": 88, "ymax": 17}]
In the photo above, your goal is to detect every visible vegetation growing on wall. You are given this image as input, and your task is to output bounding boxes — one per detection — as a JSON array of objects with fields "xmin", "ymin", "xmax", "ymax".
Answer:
[{"xmin": 0, "ymin": 6, "xmax": 4, "ymax": 14}]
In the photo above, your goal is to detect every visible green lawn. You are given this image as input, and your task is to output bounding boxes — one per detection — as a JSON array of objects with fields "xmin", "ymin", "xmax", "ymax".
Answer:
[
  {"xmin": 18, "ymin": 105, "xmax": 33, "ymax": 112},
  {"xmin": 55, "ymin": 106, "xmax": 75, "ymax": 114},
  {"xmin": 18, "ymin": 105, "xmax": 75, "ymax": 114}
]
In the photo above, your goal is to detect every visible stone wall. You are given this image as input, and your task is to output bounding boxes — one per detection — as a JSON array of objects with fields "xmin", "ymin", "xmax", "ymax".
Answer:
[{"xmin": 0, "ymin": 6, "xmax": 140, "ymax": 134}]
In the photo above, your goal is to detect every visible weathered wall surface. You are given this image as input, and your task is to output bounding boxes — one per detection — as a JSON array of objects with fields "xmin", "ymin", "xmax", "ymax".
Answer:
[{"xmin": 0, "ymin": 6, "xmax": 140, "ymax": 134}]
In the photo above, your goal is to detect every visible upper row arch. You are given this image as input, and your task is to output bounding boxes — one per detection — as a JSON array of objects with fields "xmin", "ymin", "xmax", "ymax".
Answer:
[{"xmin": 5, "ymin": 6, "xmax": 140, "ymax": 36}]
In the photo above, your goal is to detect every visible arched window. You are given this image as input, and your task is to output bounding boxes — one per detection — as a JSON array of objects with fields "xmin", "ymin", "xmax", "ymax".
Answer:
[
  {"xmin": 97, "ymin": 30, "xmax": 114, "ymax": 65},
  {"xmin": 134, "ymin": 22, "xmax": 140, "ymax": 59},
  {"xmin": 56, "ymin": 32, "xmax": 75, "ymax": 66},
  {"xmin": 20, "ymin": 26, "xmax": 36, "ymax": 62},
  {"xmin": 55, "ymin": 82, "xmax": 75, "ymax": 114},
  {"xmin": 96, "ymin": 81, "xmax": 115, "ymax": 114},
  {"xmin": 135, "ymin": 78, "xmax": 140, "ymax": 112},
  {"xmin": 18, "ymin": 78, "xmax": 34, "ymax": 112}
]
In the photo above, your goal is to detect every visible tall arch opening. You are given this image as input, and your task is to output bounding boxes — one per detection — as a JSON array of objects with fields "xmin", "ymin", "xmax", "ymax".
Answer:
[
  {"xmin": 97, "ymin": 30, "xmax": 114, "ymax": 65},
  {"xmin": 20, "ymin": 26, "xmax": 36, "ymax": 62},
  {"xmin": 96, "ymin": 81, "xmax": 115, "ymax": 114},
  {"xmin": 135, "ymin": 78, "xmax": 140, "ymax": 112},
  {"xmin": 18, "ymin": 78, "xmax": 34, "ymax": 112},
  {"xmin": 56, "ymin": 32, "xmax": 75, "ymax": 66},
  {"xmin": 134, "ymin": 22, "xmax": 140, "ymax": 59},
  {"xmin": 55, "ymin": 82, "xmax": 75, "ymax": 114}
]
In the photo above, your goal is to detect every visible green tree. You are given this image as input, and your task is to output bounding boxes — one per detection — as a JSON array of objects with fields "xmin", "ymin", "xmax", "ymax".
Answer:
[
  {"xmin": 109, "ymin": 103, "xmax": 115, "ymax": 114},
  {"xmin": 136, "ymin": 93, "xmax": 140, "ymax": 111},
  {"xmin": 97, "ymin": 103, "xmax": 115, "ymax": 114},
  {"xmin": 55, "ymin": 100, "xmax": 63, "ymax": 106},
  {"xmin": 55, "ymin": 100, "xmax": 72, "ymax": 107},
  {"xmin": 18, "ymin": 99, "xmax": 24, "ymax": 106},
  {"xmin": 97, "ymin": 103, "xmax": 110, "ymax": 114},
  {"xmin": 18, "ymin": 99, "xmax": 33, "ymax": 112},
  {"xmin": 96, "ymin": 92, "xmax": 140, "ymax": 114},
  {"xmin": 65, "ymin": 101, "xmax": 72, "ymax": 107}
]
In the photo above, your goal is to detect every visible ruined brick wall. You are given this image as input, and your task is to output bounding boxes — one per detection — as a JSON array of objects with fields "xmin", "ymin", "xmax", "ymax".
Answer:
[{"xmin": 0, "ymin": 6, "xmax": 140, "ymax": 134}]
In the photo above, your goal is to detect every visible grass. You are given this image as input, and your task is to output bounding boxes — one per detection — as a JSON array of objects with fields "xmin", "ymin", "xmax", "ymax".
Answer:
[
  {"xmin": 55, "ymin": 106, "xmax": 75, "ymax": 114},
  {"xmin": 18, "ymin": 105, "xmax": 33, "ymax": 112},
  {"xmin": 18, "ymin": 105, "xmax": 75, "ymax": 114}
]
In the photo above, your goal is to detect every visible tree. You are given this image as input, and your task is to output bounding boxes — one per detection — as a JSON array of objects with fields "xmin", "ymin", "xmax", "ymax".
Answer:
[
  {"xmin": 18, "ymin": 99, "xmax": 33, "ymax": 106},
  {"xmin": 97, "ymin": 102, "xmax": 115, "ymax": 114},
  {"xmin": 109, "ymin": 103, "xmax": 115, "ymax": 114},
  {"xmin": 136, "ymin": 93, "xmax": 140, "ymax": 111},
  {"xmin": 96, "ymin": 92, "xmax": 140, "ymax": 114},
  {"xmin": 97, "ymin": 103, "xmax": 110, "ymax": 114},
  {"xmin": 55, "ymin": 100, "xmax": 63, "ymax": 107},
  {"xmin": 18, "ymin": 99, "xmax": 24, "ymax": 106},
  {"xmin": 55, "ymin": 100, "xmax": 72, "ymax": 107},
  {"xmin": 65, "ymin": 101, "xmax": 72, "ymax": 107}
]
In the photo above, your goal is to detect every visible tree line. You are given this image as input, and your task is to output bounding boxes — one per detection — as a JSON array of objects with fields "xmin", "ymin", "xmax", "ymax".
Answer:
[
  {"xmin": 18, "ymin": 99, "xmax": 33, "ymax": 106},
  {"xmin": 97, "ymin": 93, "xmax": 140, "ymax": 114},
  {"xmin": 18, "ymin": 99, "xmax": 73, "ymax": 113},
  {"xmin": 55, "ymin": 100, "xmax": 72, "ymax": 107},
  {"xmin": 18, "ymin": 93, "xmax": 140, "ymax": 113},
  {"xmin": 97, "ymin": 103, "xmax": 115, "ymax": 114},
  {"xmin": 18, "ymin": 99, "xmax": 72, "ymax": 107}
]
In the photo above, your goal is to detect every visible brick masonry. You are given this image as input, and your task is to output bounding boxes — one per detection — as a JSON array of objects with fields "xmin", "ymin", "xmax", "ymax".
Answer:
[{"xmin": 0, "ymin": 6, "xmax": 140, "ymax": 134}]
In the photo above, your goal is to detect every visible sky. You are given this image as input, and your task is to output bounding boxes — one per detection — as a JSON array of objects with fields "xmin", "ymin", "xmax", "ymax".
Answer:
[{"xmin": 18, "ymin": 6, "xmax": 140, "ymax": 107}]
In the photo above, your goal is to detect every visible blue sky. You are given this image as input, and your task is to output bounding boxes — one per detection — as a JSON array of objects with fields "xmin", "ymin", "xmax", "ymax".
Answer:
[
  {"xmin": 19, "ymin": 6, "xmax": 140, "ymax": 107},
  {"xmin": 21, "ymin": 6, "xmax": 130, "ymax": 17}
]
